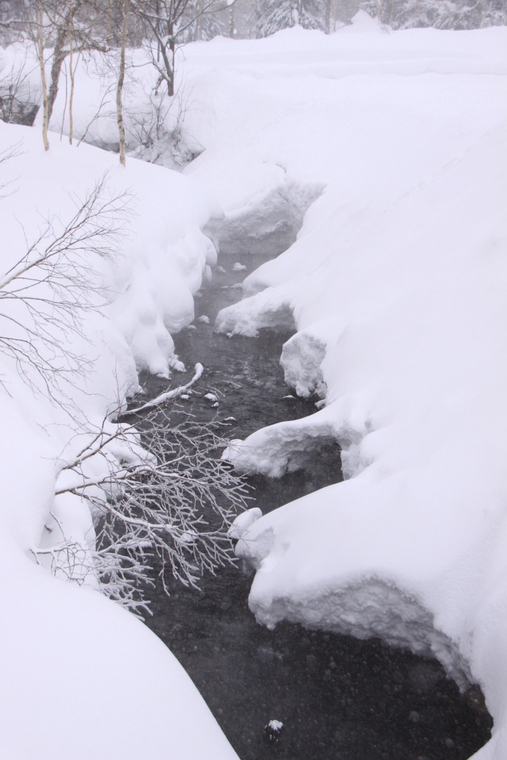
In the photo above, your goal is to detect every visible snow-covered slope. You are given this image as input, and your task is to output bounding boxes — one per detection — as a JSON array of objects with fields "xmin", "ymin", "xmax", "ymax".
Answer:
[
  {"xmin": 0, "ymin": 124, "xmax": 237, "ymax": 758},
  {"xmin": 179, "ymin": 17, "xmax": 507, "ymax": 759}
]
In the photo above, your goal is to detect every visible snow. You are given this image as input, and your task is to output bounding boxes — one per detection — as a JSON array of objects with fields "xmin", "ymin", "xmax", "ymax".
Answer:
[
  {"xmin": 228, "ymin": 507, "xmax": 263, "ymax": 539},
  {"xmin": 2, "ymin": 11, "xmax": 507, "ymax": 759},
  {"xmin": 180, "ymin": 17, "xmax": 507, "ymax": 759},
  {"xmin": 0, "ymin": 123, "xmax": 237, "ymax": 756}
]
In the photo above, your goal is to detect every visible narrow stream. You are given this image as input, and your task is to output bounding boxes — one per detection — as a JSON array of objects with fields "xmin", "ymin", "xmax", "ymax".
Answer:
[{"xmin": 139, "ymin": 249, "xmax": 492, "ymax": 760}]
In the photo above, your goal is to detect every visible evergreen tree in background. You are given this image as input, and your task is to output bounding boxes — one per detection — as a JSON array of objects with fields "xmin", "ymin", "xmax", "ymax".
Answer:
[
  {"xmin": 255, "ymin": 0, "xmax": 327, "ymax": 37},
  {"xmin": 360, "ymin": 0, "xmax": 506, "ymax": 29}
]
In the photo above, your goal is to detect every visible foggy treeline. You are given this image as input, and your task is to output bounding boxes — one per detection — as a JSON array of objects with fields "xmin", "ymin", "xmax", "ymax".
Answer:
[{"xmin": 1, "ymin": 0, "xmax": 506, "ymax": 47}]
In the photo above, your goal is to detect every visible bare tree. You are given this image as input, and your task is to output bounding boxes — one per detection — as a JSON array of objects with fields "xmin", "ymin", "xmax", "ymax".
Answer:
[
  {"xmin": 0, "ymin": 175, "xmax": 129, "ymax": 400},
  {"xmin": 131, "ymin": 0, "xmax": 236, "ymax": 97},
  {"xmin": 23, "ymin": 0, "xmax": 110, "ymax": 150},
  {"xmin": 0, "ymin": 50, "xmax": 39, "ymax": 126},
  {"xmin": 34, "ymin": 394, "xmax": 250, "ymax": 616},
  {"xmin": 0, "ymin": 163, "xmax": 247, "ymax": 613}
]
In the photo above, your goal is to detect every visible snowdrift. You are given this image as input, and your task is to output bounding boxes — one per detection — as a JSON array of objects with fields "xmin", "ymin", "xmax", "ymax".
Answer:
[{"xmin": 179, "ymin": 17, "xmax": 507, "ymax": 759}]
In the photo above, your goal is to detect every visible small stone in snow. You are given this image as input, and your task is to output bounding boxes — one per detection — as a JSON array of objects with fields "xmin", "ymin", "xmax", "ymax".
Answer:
[
  {"xmin": 180, "ymin": 394, "xmax": 190, "ymax": 401},
  {"xmin": 216, "ymin": 266, "xmax": 226, "ymax": 274},
  {"xmin": 211, "ymin": 402, "xmax": 219, "ymax": 408},
  {"xmin": 264, "ymin": 720, "xmax": 284, "ymax": 745},
  {"xmin": 283, "ymin": 394, "xmax": 295, "ymax": 400},
  {"xmin": 198, "ymin": 315, "xmax": 210, "ymax": 324},
  {"xmin": 185, "ymin": 324, "xmax": 197, "ymax": 331},
  {"xmin": 232, "ymin": 262, "xmax": 247, "ymax": 271},
  {"xmin": 204, "ymin": 393, "xmax": 218, "ymax": 403},
  {"xmin": 224, "ymin": 416, "xmax": 236, "ymax": 422}
]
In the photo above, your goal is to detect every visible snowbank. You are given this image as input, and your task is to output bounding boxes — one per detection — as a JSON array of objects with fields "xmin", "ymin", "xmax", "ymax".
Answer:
[
  {"xmin": 0, "ymin": 120, "xmax": 219, "ymax": 376},
  {"xmin": 0, "ymin": 405, "xmax": 237, "ymax": 760},
  {"xmin": 0, "ymin": 122, "xmax": 237, "ymax": 758},
  {"xmin": 178, "ymin": 18, "xmax": 507, "ymax": 759}
]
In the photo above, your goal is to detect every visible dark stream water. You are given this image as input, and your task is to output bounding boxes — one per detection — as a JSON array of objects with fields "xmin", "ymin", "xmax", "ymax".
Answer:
[{"xmin": 138, "ymin": 251, "xmax": 492, "ymax": 760}]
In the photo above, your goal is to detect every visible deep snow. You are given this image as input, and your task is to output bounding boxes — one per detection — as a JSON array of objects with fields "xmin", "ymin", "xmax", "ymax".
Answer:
[
  {"xmin": 0, "ymin": 10, "xmax": 506, "ymax": 759},
  {"xmin": 0, "ymin": 124, "xmax": 236, "ymax": 757},
  {"xmin": 182, "ymin": 16, "xmax": 507, "ymax": 760}
]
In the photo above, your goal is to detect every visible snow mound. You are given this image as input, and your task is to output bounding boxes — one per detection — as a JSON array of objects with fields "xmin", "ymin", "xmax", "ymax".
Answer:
[
  {"xmin": 344, "ymin": 10, "xmax": 387, "ymax": 34},
  {"xmin": 215, "ymin": 284, "xmax": 295, "ymax": 337},
  {"xmin": 215, "ymin": 181, "xmax": 322, "ymax": 256},
  {"xmin": 223, "ymin": 405, "xmax": 344, "ymax": 478},
  {"xmin": 280, "ymin": 329, "xmax": 327, "ymax": 399}
]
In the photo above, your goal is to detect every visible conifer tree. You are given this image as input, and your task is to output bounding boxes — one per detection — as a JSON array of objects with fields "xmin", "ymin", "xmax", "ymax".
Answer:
[{"xmin": 255, "ymin": 0, "xmax": 326, "ymax": 37}]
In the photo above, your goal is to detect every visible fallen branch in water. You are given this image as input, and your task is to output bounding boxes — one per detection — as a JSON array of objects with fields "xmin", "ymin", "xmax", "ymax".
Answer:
[{"xmin": 115, "ymin": 362, "xmax": 204, "ymax": 420}]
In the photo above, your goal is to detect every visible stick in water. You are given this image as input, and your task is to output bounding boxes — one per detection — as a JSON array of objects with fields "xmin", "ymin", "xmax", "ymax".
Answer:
[{"xmin": 122, "ymin": 363, "xmax": 204, "ymax": 417}]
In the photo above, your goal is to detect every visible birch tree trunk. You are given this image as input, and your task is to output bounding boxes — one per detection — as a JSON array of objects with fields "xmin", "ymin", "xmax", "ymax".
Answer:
[
  {"xmin": 68, "ymin": 0, "xmax": 74, "ymax": 144},
  {"xmin": 37, "ymin": 2, "xmax": 50, "ymax": 151},
  {"xmin": 117, "ymin": 0, "xmax": 130, "ymax": 166}
]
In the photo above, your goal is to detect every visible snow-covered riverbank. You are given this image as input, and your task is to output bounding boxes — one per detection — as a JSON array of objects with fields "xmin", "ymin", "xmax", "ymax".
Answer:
[
  {"xmin": 181, "ymin": 16, "xmax": 507, "ymax": 759},
  {"xmin": 0, "ymin": 124, "xmax": 237, "ymax": 758}
]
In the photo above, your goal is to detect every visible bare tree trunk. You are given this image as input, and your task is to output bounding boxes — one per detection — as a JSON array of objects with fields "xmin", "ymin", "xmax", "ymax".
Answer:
[
  {"xmin": 68, "ymin": 0, "xmax": 74, "ymax": 144},
  {"xmin": 229, "ymin": 2, "xmax": 235, "ymax": 37},
  {"xmin": 195, "ymin": 0, "xmax": 204, "ymax": 39},
  {"xmin": 37, "ymin": 3, "xmax": 50, "ymax": 151},
  {"xmin": 326, "ymin": 0, "xmax": 332, "ymax": 33},
  {"xmin": 117, "ymin": 0, "xmax": 130, "ymax": 166},
  {"xmin": 47, "ymin": 22, "xmax": 68, "ymax": 124},
  {"xmin": 106, "ymin": 0, "xmax": 114, "ymax": 43},
  {"xmin": 168, "ymin": 20, "xmax": 175, "ymax": 97}
]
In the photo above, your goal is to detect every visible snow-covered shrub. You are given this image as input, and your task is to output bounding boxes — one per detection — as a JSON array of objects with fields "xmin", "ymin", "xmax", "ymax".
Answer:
[
  {"xmin": 126, "ymin": 90, "xmax": 203, "ymax": 169},
  {"xmin": 39, "ymin": 404, "xmax": 250, "ymax": 616}
]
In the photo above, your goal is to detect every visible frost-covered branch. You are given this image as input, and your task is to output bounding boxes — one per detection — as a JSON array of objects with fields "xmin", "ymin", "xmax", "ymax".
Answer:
[
  {"xmin": 117, "ymin": 362, "xmax": 204, "ymax": 417},
  {"xmin": 47, "ymin": 404, "xmax": 250, "ymax": 612}
]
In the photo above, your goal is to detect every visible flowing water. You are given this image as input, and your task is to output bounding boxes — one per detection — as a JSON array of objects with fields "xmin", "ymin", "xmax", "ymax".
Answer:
[{"xmin": 139, "ymin": 250, "xmax": 492, "ymax": 760}]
